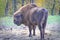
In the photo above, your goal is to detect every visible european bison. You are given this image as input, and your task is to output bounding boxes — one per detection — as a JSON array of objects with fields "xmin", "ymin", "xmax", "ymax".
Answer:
[{"xmin": 14, "ymin": 3, "xmax": 48, "ymax": 40}]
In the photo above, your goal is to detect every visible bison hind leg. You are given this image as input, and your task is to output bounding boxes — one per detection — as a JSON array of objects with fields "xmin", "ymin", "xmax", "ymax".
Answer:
[{"xmin": 32, "ymin": 25, "xmax": 36, "ymax": 36}]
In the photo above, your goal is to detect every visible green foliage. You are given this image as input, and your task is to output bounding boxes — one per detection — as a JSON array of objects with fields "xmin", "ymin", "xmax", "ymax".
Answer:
[
  {"xmin": 0, "ymin": 0, "xmax": 6, "ymax": 17},
  {"xmin": 44, "ymin": 0, "xmax": 60, "ymax": 15},
  {"xmin": 0, "ymin": 0, "xmax": 60, "ymax": 17}
]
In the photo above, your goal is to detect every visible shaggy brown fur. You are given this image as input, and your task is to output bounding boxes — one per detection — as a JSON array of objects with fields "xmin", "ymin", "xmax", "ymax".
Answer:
[{"xmin": 14, "ymin": 3, "xmax": 37, "ymax": 25}]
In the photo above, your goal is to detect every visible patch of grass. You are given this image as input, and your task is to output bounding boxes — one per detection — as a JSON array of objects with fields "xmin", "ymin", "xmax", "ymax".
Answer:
[
  {"xmin": 47, "ymin": 15, "xmax": 60, "ymax": 24},
  {"xmin": 0, "ymin": 16, "xmax": 14, "ymax": 27}
]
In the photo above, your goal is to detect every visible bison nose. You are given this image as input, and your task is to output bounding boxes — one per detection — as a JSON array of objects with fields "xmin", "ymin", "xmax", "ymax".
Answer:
[
  {"xmin": 14, "ymin": 20, "xmax": 20, "ymax": 26},
  {"xmin": 14, "ymin": 20, "xmax": 18, "ymax": 24}
]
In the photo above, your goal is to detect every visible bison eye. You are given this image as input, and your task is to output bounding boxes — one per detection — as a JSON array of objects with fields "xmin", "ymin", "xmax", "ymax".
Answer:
[{"xmin": 15, "ymin": 15, "xmax": 20, "ymax": 18}]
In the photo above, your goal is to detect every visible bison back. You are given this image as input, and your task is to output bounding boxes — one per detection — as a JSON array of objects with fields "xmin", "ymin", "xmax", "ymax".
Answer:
[{"xmin": 28, "ymin": 7, "xmax": 48, "ymax": 25}]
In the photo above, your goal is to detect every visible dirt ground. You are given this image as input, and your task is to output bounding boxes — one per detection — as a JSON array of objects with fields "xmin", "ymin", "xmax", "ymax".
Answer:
[{"xmin": 0, "ymin": 24, "xmax": 60, "ymax": 40}]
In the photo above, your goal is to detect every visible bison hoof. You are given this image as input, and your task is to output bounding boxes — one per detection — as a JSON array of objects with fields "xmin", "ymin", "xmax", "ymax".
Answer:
[
  {"xmin": 40, "ymin": 38, "xmax": 45, "ymax": 40},
  {"xmin": 29, "ymin": 35, "xmax": 32, "ymax": 37},
  {"xmin": 33, "ymin": 34, "xmax": 36, "ymax": 36}
]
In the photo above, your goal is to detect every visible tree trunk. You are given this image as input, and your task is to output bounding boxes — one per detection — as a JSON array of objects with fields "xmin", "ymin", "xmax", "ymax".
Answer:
[
  {"xmin": 5, "ymin": 0, "xmax": 9, "ymax": 16},
  {"xmin": 12, "ymin": 0, "xmax": 17, "ymax": 13},
  {"xmin": 30, "ymin": 0, "xmax": 34, "ymax": 3},
  {"xmin": 22, "ymin": 0, "xmax": 24, "ymax": 6},
  {"xmin": 51, "ymin": 0, "xmax": 55, "ymax": 15},
  {"xmin": 59, "ymin": 8, "xmax": 60, "ymax": 15}
]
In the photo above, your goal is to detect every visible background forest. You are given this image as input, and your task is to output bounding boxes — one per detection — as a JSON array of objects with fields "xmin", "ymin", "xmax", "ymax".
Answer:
[
  {"xmin": 0, "ymin": 0, "xmax": 60, "ymax": 17},
  {"xmin": 0, "ymin": 0, "xmax": 60, "ymax": 40}
]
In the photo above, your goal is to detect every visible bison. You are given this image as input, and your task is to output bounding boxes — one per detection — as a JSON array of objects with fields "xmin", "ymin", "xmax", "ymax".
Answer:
[{"xmin": 13, "ymin": 3, "xmax": 48, "ymax": 40}]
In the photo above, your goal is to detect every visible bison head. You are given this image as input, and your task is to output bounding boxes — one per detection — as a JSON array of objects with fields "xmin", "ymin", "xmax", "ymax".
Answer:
[{"xmin": 14, "ymin": 12, "xmax": 23, "ymax": 26}]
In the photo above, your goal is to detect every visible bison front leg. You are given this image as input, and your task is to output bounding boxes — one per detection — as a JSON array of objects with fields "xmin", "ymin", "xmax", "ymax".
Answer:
[{"xmin": 28, "ymin": 25, "xmax": 32, "ymax": 37}]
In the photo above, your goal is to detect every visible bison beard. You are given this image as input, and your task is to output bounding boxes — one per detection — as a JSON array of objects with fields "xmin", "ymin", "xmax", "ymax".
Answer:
[{"xmin": 14, "ymin": 3, "xmax": 48, "ymax": 40}]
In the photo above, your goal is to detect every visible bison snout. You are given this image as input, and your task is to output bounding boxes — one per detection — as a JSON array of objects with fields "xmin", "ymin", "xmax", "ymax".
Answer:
[{"xmin": 14, "ymin": 20, "xmax": 20, "ymax": 26}]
